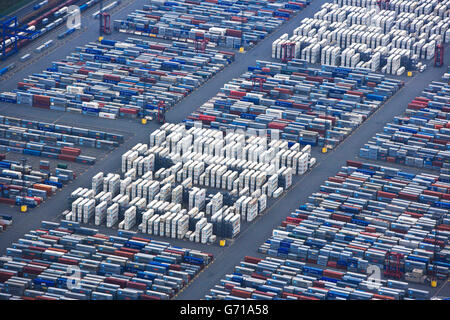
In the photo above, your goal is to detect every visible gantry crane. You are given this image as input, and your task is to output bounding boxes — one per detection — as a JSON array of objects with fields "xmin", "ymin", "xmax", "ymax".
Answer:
[
  {"xmin": 281, "ymin": 42, "xmax": 295, "ymax": 63},
  {"xmin": 0, "ymin": 15, "xmax": 38, "ymax": 59},
  {"xmin": 99, "ymin": 0, "xmax": 111, "ymax": 35}
]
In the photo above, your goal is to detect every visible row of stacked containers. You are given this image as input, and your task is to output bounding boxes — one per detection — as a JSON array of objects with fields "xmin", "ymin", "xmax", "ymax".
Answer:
[
  {"xmin": 185, "ymin": 59, "xmax": 403, "ymax": 148},
  {"xmin": 114, "ymin": 0, "xmax": 310, "ymax": 49},
  {"xmin": 359, "ymin": 81, "xmax": 450, "ymax": 173},
  {"xmin": 0, "ymin": 115, "xmax": 125, "ymax": 165},
  {"xmin": 272, "ymin": 0, "xmax": 449, "ymax": 74},
  {"xmin": 0, "ymin": 115, "xmax": 124, "ymax": 208},
  {"xmin": 0, "ymin": 220, "xmax": 213, "ymax": 300},
  {"xmin": 207, "ymin": 158, "xmax": 449, "ymax": 300},
  {"xmin": 1, "ymin": 38, "xmax": 235, "ymax": 120},
  {"xmin": 0, "ymin": 154, "xmax": 71, "ymax": 208}
]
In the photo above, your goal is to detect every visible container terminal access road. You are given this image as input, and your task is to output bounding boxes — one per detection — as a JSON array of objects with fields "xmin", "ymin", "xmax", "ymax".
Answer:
[{"xmin": 0, "ymin": 0, "xmax": 449, "ymax": 300}]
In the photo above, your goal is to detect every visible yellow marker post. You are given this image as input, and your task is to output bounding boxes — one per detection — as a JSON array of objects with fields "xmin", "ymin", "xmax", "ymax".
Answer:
[
  {"xmin": 322, "ymin": 147, "xmax": 327, "ymax": 154},
  {"xmin": 141, "ymin": 118, "xmax": 147, "ymax": 125},
  {"xmin": 239, "ymin": 47, "xmax": 244, "ymax": 53},
  {"xmin": 407, "ymin": 71, "xmax": 412, "ymax": 77},
  {"xmin": 219, "ymin": 240, "xmax": 226, "ymax": 247},
  {"xmin": 431, "ymin": 280, "xmax": 437, "ymax": 288},
  {"xmin": 20, "ymin": 205, "xmax": 27, "ymax": 213},
  {"xmin": 98, "ymin": 36, "xmax": 104, "ymax": 42}
]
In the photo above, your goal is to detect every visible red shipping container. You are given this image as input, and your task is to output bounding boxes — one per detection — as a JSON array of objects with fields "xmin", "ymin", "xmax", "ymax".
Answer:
[
  {"xmin": 198, "ymin": 114, "xmax": 216, "ymax": 122},
  {"xmin": 305, "ymin": 75, "xmax": 324, "ymax": 83},
  {"xmin": 268, "ymin": 122, "xmax": 287, "ymax": 130},
  {"xmin": 127, "ymin": 281, "xmax": 147, "ymax": 291},
  {"xmin": 169, "ymin": 264, "xmax": 182, "ymax": 271},
  {"xmin": 373, "ymin": 294, "xmax": 395, "ymax": 300},
  {"xmin": 149, "ymin": 70, "xmax": 167, "ymax": 76},
  {"xmin": 411, "ymin": 99, "xmax": 428, "ymax": 105},
  {"xmin": 346, "ymin": 90, "xmax": 364, "ymax": 96},
  {"xmin": 103, "ymin": 74, "xmax": 121, "ymax": 82},
  {"xmin": 36, "ymin": 296, "xmax": 57, "ymax": 300},
  {"xmin": 328, "ymin": 177, "xmax": 345, "ymax": 183},
  {"xmin": 331, "ymin": 213, "xmax": 352, "ymax": 223},
  {"xmin": 105, "ymin": 277, "xmax": 128, "ymax": 288},
  {"xmin": 423, "ymin": 190, "xmax": 443, "ymax": 198},
  {"xmin": 405, "ymin": 211, "xmax": 423, "ymax": 219},
  {"xmin": 191, "ymin": 19, "xmax": 206, "ymax": 25},
  {"xmin": 414, "ymin": 96, "xmax": 430, "ymax": 103},
  {"xmin": 252, "ymin": 290, "xmax": 276, "ymax": 298},
  {"xmin": 244, "ymin": 256, "xmax": 261, "ymax": 264},
  {"xmin": 58, "ymin": 257, "xmax": 78, "ymax": 265},
  {"xmin": 377, "ymin": 191, "xmax": 397, "ymax": 199},
  {"xmin": 231, "ymin": 288, "xmax": 252, "ymax": 299},
  {"xmin": 273, "ymin": 87, "xmax": 293, "ymax": 94},
  {"xmin": 224, "ymin": 283, "xmax": 235, "ymax": 291},
  {"xmin": 184, "ymin": 0, "xmax": 200, "ymax": 5},
  {"xmin": 229, "ymin": 90, "xmax": 246, "ymax": 97},
  {"xmin": 33, "ymin": 95, "xmax": 50, "ymax": 108},
  {"xmin": 18, "ymin": 82, "xmax": 35, "ymax": 89},
  {"xmin": 289, "ymin": 2, "xmax": 306, "ymax": 8},
  {"xmin": 327, "ymin": 261, "xmax": 337, "ymax": 268},
  {"xmin": 398, "ymin": 192, "xmax": 418, "ymax": 201},
  {"xmin": 149, "ymin": 44, "xmax": 166, "ymax": 51},
  {"xmin": 437, "ymin": 224, "xmax": 450, "ymax": 231},
  {"xmin": 114, "ymin": 250, "xmax": 135, "ymax": 259},
  {"xmin": 286, "ymin": 216, "xmax": 303, "ymax": 225},
  {"xmin": 119, "ymin": 247, "xmax": 140, "ymax": 254},
  {"xmin": 58, "ymin": 154, "xmax": 76, "ymax": 162},
  {"xmin": 22, "ymin": 266, "xmax": 43, "ymax": 275},
  {"xmin": 225, "ymin": 29, "xmax": 242, "ymax": 37},
  {"xmin": 0, "ymin": 198, "xmax": 15, "ymax": 205},
  {"xmin": 407, "ymin": 103, "xmax": 424, "ymax": 110},
  {"xmin": 433, "ymin": 138, "xmax": 447, "ymax": 145},
  {"xmin": 61, "ymin": 147, "xmax": 81, "ymax": 156},
  {"xmin": 346, "ymin": 161, "xmax": 362, "ymax": 169},
  {"xmin": 141, "ymin": 294, "xmax": 161, "ymax": 300},
  {"xmin": 120, "ymin": 107, "xmax": 139, "ymax": 114},
  {"xmin": 292, "ymin": 102, "xmax": 310, "ymax": 110},
  {"xmin": 29, "ymin": 261, "xmax": 50, "ymax": 268}
]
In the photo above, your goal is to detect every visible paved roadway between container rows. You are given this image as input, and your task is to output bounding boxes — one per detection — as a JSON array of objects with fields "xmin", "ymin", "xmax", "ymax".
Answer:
[{"xmin": 0, "ymin": 0, "xmax": 448, "ymax": 299}]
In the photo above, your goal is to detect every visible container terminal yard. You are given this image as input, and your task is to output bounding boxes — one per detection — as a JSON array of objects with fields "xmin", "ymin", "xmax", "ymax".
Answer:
[{"xmin": 0, "ymin": 0, "xmax": 448, "ymax": 304}]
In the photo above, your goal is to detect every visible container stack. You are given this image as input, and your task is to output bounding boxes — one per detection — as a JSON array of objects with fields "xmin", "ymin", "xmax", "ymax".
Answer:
[
  {"xmin": 0, "ymin": 220, "xmax": 213, "ymax": 300},
  {"xmin": 3, "ymin": 37, "xmax": 234, "ymax": 120},
  {"xmin": 61, "ymin": 122, "xmax": 312, "ymax": 242},
  {"xmin": 359, "ymin": 80, "xmax": 450, "ymax": 173},
  {"xmin": 207, "ymin": 160, "xmax": 449, "ymax": 300},
  {"xmin": 185, "ymin": 59, "xmax": 402, "ymax": 148},
  {"xmin": 114, "ymin": 0, "xmax": 309, "ymax": 49},
  {"xmin": 0, "ymin": 116, "xmax": 123, "ymax": 165},
  {"xmin": 0, "ymin": 156, "xmax": 71, "ymax": 208},
  {"xmin": 206, "ymin": 255, "xmax": 431, "ymax": 300},
  {"xmin": 272, "ymin": 1, "xmax": 449, "ymax": 72},
  {"xmin": 0, "ymin": 214, "xmax": 12, "ymax": 233},
  {"xmin": 258, "ymin": 161, "xmax": 450, "ymax": 280}
]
